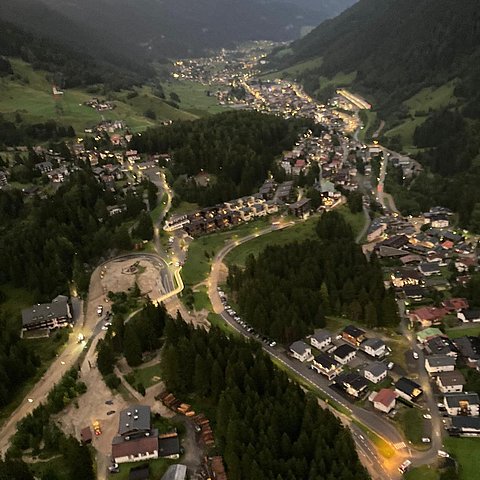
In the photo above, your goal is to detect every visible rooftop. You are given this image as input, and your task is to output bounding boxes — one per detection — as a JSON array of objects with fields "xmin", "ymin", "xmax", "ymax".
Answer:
[
  {"xmin": 437, "ymin": 370, "xmax": 466, "ymax": 387},
  {"xmin": 118, "ymin": 405, "xmax": 151, "ymax": 436},
  {"xmin": 373, "ymin": 389, "xmax": 397, "ymax": 407}
]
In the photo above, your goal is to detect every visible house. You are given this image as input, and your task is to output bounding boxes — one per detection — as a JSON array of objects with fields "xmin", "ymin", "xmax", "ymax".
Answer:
[
  {"xmin": 35, "ymin": 161, "xmax": 53, "ymax": 174},
  {"xmin": 444, "ymin": 393, "xmax": 480, "ymax": 416},
  {"xmin": 457, "ymin": 309, "xmax": 480, "ymax": 323},
  {"xmin": 311, "ymin": 352, "xmax": 341, "ymax": 380},
  {"xmin": 390, "ymin": 268, "xmax": 423, "ymax": 288},
  {"xmin": 454, "ymin": 336, "xmax": 480, "ymax": 367},
  {"xmin": 416, "ymin": 327, "xmax": 444, "ymax": 344},
  {"xmin": 395, "ymin": 377, "xmax": 423, "ymax": 402},
  {"xmin": 426, "ymin": 336, "xmax": 458, "ymax": 357},
  {"xmin": 364, "ymin": 362, "xmax": 388, "ymax": 384},
  {"xmin": 158, "ymin": 433, "xmax": 181, "ymax": 459},
  {"xmin": 437, "ymin": 371, "xmax": 466, "ymax": 393},
  {"xmin": 362, "ymin": 338, "xmax": 387, "ymax": 358},
  {"xmin": 450, "ymin": 417, "xmax": 480, "ymax": 436},
  {"xmin": 21, "ymin": 296, "xmax": 72, "ymax": 333},
  {"xmin": 371, "ymin": 389, "xmax": 397, "ymax": 413},
  {"xmin": 418, "ymin": 262, "xmax": 441, "ymax": 276},
  {"xmin": 333, "ymin": 344, "xmax": 357, "ymax": 365},
  {"xmin": 402, "ymin": 285, "xmax": 427, "ymax": 301},
  {"xmin": 335, "ymin": 372, "xmax": 369, "ymax": 398},
  {"xmin": 409, "ymin": 306, "xmax": 448, "ymax": 328},
  {"xmin": 0, "ymin": 171, "xmax": 8, "ymax": 187},
  {"xmin": 425, "ymin": 355, "xmax": 456, "ymax": 375},
  {"xmin": 112, "ymin": 406, "xmax": 159, "ymax": 464},
  {"xmin": 288, "ymin": 198, "xmax": 311, "ymax": 218},
  {"xmin": 161, "ymin": 464, "xmax": 188, "ymax": 480},
  {"xmin": 342, "ymin": 325, "xmax": 366, "ymax": 346},
  {"xmin": 309, "ymin": 329, "xmax": 332, "ymax": 350},
  {"xmin": 289, "ymin": 341, "xmax": 313, "ymax": 362},
  {"xmin": 443, "ymin": 298, "xmax": 469, "ymax": 313}
]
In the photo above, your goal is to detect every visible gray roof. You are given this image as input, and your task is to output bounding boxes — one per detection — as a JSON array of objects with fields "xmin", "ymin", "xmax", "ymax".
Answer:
[
  {"xmin": 334, "ymin": 343, "xmax": 357, "ymax": 359},
  {"xmin": 426, "ymin": 355, "xmax": 456, "ymax": 368},
  {"xmin": 22, "ymin": 299, "xmax": 70, "ymax": 327},
  {"xmin": 444, "ymin": 393, "xmax": 479, "ymax": 408},
  {"xmin": 437, "ymin": 371, "xmax": 466, "ymax": 387},
  {"xmin": 290, "ymin": 341, "xmax": 310, "ymax": 356},
  {"xmin": 364, "ymin": 361, "xmax": 388, "ymax": 378},
  {"xmin": 118, "ymin": 405, "xmax": 151, "ymax": 436},
  {"xmin": 158, "ymin": 435, "xmax": 180, "ymax": 457},
  {"xmin": 451, "ymin": 416, "xmax": 480, "ymax": 431},
  {"xmin": 362, "ymin": 338, "xmax": 386, "ymax": 350},
  {"xmin": 314, "ymin": 352, "xmax": 339, "ymax": 369},
  {"xmin": 161, "ymin": 465, "xmax": 187, "ymax": 480},
  {"xmin": 311, "ymin": 329, "xmax": 332, "ymax": 344}
]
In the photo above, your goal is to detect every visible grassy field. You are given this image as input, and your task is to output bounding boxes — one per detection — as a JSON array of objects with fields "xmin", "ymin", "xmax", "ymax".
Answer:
[
  {"xmin": 0, "ymin": 59, "xmax": 197, "ymax": 133},
  {"xmin": 405, "ymin": 465, "xmax": 439, "ymax": 480},
  {"xmin": 181, "ymin": 217, "xmax": 271, "ymax": 286},
  {"xmin": 385, "ymin": 81, "xmax": 457, "ymax": 147},
  {"xmin": 132, "ymin": 362, "xmax": 162, "ymax": 389},
  {"xmin": 261, "ymin": 57, "xmax": 324, "ymax": 80},
  {"xmin": 318, "ymin": 71, "xmax": 357, "ymax": 91},
  {"xmin": 115, "ymin": 458, "xmax": 175, "ymax": 480},
  {"xmin": 169, "ymin": 201, "xmax": 199, "ymax": 216},
  {"xmin": 193, "ymin": 287, "xmax": 212, "ymax": 311},
  {"xmin": 163, "ymin": 80, "xmax": 227, "ymax": 116},
  {"xmin": 225, "ymin": 207, "xmax": 365, "ymax": 267},
  {"xmin": 359, "ymin": 110, "xmax": 378, "ymax": 142},
  {"xmin": 397, "ymin": 407, "xmax": 424, "ymax": 445},
  {"xmin": 446, "ymin": 325, "xmax": 480, "ymax": 339},
  {"xmin": 28, "ymin": 456, "xmax": 71, "ymax": 480},
  {"xmin": 225, "ymin": 215, "xmax": 319, "ymax": 266},
  {"xmin": 444, "ymin": 437, "xmax": 480, "ymax": 480}
]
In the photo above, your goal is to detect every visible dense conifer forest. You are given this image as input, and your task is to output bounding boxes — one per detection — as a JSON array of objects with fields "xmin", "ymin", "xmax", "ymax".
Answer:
[
  {"xmin": 131, "ymin": 111, "xmax": 319, "ymax": 206},
  {"xmin": 227, "ymin": 212, "xmax": 399, "ymax": 343},
  {"xmin": 161, "ymin": 318, "xmax": 369, "ymax": 480}
]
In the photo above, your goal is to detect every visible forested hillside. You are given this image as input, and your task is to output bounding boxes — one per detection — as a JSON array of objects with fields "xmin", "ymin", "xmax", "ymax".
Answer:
[
  {"xmin": 0, "ymin": 19, "xmax": 150, "ymax": 90},
  {"xmin": 162, "ymin": 318, "xmax": 369, "ymax": 480},
  {"xmin": 227, "ymin": 211, "xmax": 399, "ymax": 343},
  {"xmin": 271, "ymin": 0, "xmax": 480, "ymax": 228},
  {"xmin": 131, "ymin": 111, "xmax": 318, "ymax": 205}
]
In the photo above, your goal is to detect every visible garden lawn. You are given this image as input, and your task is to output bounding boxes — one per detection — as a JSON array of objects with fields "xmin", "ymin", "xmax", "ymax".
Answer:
[{"xmin": 444, "ymin": 437, "xmax": 480, "ymax": 480}]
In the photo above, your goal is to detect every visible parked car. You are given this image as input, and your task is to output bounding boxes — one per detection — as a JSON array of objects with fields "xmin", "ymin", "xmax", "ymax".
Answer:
[
  {"xmin": 97, "ymin": 305, "xmax": 103, "ymax": 316},
  {"xmin": 387, "ymin": 362, "xmax": 395, "ymax": 370},
  {"xmin": 423, "ymin": 413, "xmax": 432, "ymax": 419},
  {"xmin": 398, "ymin": 460, "xmax": 411, "ymax": 474},
  {"xmin": 413, "ymin": 351, "xmax": 419, "ymax": 359},
  {"xmin": 269, "ymin": 341, "xmax": 277, "ymax": 347},
  {"xmin": 422, "ymin": 437, "xmax": 431, "ymax": 443},
  {"xmin": 93, "ymin": 420, "xmax": 102, "ymax": 436},
  {"xmin": 438, "ymin": 450, "xmax": 450, "ymax": 458}
]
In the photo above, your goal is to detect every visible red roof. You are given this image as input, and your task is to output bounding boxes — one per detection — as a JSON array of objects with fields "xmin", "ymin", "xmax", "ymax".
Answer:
[
  {"xmin": 295, "ymin": 159, "xmax": 306, "ymax": 167},
  {"xmin": 81, "ymin": 427, "xmax": 92, "ymax": 443},
  {"xmin": 410, "ymin": 306, "xmax": 448, "ymax": 322},
  {"xmin": 374, "ymin": 389, "xmax": 397, "ymax": 407},
  {"xmin": 443, "ymin": 298, "xmax": 469, "ymax": 312},
  {"xmin": 441, "ymin": 240, "xmax": 454, "ymax": 250}
]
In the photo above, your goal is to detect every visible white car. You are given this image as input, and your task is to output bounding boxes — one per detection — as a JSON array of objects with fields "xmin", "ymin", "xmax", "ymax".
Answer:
[
  {"xmin": 438, "ymin": 450, "xmax": 450, "ymax": 458},
  {"xmin": 422, "ymin": 437, "xmax": 431, "ymax": 443},
  {"xmin": 97, "ymin": 305, "xmax": 103, "ymax": 316},
  {"xmin": 423, "ymin": 413, "xmax": 432, "ymax": 419},
  {"xmin": 398, "ymin": 460, "xmax": 411, "ymax": 474},
  {"xmin": 413, "ymin": 351, "xmax": 419, "ymax": 359},
  {"xmin": 387, "ymin": 362, "xmax": 394, "ymax": 370}
]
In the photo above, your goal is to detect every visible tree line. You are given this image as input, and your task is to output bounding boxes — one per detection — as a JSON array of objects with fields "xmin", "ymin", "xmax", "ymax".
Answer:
[
  {"xmin": 227, "ymin": 211, "xmax": 399, "ymax": 343},
  {"xmin": 161, "ymin": 317, "xmax": 369, "ymax": 480}
]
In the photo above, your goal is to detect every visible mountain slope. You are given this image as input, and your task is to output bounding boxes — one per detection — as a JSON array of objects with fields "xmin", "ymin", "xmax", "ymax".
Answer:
[
  {"xmin": 273, "ymin": 0, "xmax": 480, "ymax": 111},
  {"xmin": 270, "ymin": 0, "xmax": 480, "ymax": 229}
]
